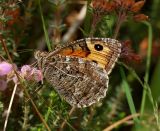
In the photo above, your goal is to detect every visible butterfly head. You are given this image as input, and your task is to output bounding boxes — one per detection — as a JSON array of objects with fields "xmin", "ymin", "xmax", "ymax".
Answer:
[
  {"xmin": 34, "ymin": 50, "xmax": 47, "ymax": 59},
  {"xmin": 34, "ymin": 51, "xmax": 49, "ymax": 71}
]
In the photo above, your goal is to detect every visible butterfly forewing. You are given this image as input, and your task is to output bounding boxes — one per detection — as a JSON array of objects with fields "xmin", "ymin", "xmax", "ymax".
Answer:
[{"xmin": 49, "ymin": 38, "xmax": 121, "ymax": 74}]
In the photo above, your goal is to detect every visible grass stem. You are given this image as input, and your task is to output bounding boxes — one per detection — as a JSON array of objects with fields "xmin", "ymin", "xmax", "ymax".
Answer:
[
  {"xmin": 38, "ymin": 0, "xmax": 52, "ymax": 51},
  {"xmin": 120, "ymin": 67, "xmax": 139, "ymax": 123},
  {"xmin": 140, "ymin": 21, "xmax": 153, "ymax": 116}
]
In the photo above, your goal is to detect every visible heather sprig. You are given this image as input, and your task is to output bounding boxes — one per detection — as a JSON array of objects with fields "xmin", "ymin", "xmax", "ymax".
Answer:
[{"xmin": 0, "ymin": 62, "xmax": 43, "ymax": 91}]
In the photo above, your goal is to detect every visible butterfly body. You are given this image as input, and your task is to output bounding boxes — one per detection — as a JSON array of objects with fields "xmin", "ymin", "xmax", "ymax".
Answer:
[{"xmin": 34, "ymin": 38, "xmax": 121, "ymax": 108}]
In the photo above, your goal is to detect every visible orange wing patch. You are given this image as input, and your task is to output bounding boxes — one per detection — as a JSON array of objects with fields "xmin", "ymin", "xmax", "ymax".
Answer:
[
  {"xmin": 55, "ymin": 38, "xmax": 121, "ymax": 73},
  {"xmin": 59, "ymin": 47, "xmax": 89, "ymax": 58}
]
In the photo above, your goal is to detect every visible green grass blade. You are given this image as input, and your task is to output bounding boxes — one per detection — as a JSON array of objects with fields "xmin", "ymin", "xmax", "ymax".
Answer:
[
  {"xmin": 120, "ymin": 67, "xmax": 139, "ymax": 123},
  {"xmin": 140, "ymin": 21, "xmax": 153, "ymax": 115},
  {"xmin": 38, "ymin": 0, "xmax": 52, "ymax": 51}
]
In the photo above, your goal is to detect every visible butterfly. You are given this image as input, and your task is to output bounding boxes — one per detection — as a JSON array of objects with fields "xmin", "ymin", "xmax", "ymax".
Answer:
[{"xmin": 34, "ymin": 38, "xmax": 121, "ymax": 108}]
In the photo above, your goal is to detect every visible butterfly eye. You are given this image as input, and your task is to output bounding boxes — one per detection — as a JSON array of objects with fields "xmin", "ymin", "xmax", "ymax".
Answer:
[{"xmin": 94, "ymin": 44, "xmax": 103, "ymax": 51}]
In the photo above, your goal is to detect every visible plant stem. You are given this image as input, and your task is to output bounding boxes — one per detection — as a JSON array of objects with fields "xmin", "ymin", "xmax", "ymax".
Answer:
[
  {"xmin": 60, "ymin": 107, "xmax": 76, "ymax": 131},
  {"xmin": 0, "ymin": 36, "xmax": 51, "ymax": 131},
  {"xmin": 120, "ymin": 67, "xmax": 139, "ymax": 123},
  {"xmin": 140, "ymin": 21, "xmax": 153, "ymax": 116},
  {"xmin": 103, "ymin": 113, "xmax": 140, "ymax": 131},
  {"xmin": 114, "ymin": 10, "xmax": 138, "ymax": 122},
  {"xmin": 3, "ymin": 84, "xmax": 18, "ymax": 131},
  {"xmin": 38, "ymin": 0, "xmax": 52, "ymax": 51},
  {"xmin": 113, "ymin": 11, "xmax": 126, "ymax": 39}
]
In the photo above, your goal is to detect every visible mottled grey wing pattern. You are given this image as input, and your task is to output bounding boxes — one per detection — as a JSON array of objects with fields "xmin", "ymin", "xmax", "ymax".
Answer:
[
  {"xmin": 34, "ymin": 38, "xmax": 121, "ymax": 108},
  {"xmin": 35, "ymin": 51, "xmax": 109, "ymax": 108}
]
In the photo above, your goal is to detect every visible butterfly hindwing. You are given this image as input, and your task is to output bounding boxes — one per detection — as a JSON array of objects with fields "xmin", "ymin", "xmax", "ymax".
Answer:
[{"xmin": 35, "ymin": 51, "xmax": 109, "ymax": 107}]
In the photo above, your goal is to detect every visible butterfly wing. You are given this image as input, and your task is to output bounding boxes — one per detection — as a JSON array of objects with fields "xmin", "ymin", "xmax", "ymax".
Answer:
[
  {"xmin": 84, "ymin": 38, "xmax": 121, "ymax": 74},
  {"xmin": 49, "ymin": 38, "xmax": 121, "ymax": 74},
  {"xmin": 34, "ymin": 37, "xmax": 121, "ymax": 108},
  {"xmin": 42, "ymin": 54, "xmax": 109, "ymax": 108}
]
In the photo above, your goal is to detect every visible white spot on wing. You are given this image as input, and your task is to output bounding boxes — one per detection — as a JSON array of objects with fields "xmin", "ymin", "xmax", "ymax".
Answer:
[
  {"xmin": 78, "ymin": 58, "xmax": 85, "ymax": 64},
  {"xmin": 65, "ymin": 56, "xmax": 70, "ymax": 62}
]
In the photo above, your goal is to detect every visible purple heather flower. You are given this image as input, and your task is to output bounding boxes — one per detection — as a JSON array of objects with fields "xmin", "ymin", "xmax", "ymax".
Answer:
[
  {"xmin": 21, "ymin": 65, "xmax": 32, "ymax": 76},
  {"xmin": 20, "ymin": 65, "xmax": 43, "ymax": 82},
  {"xmin": 0, "ymin": 80, "xmax": 7, "ymax": 91},
  {"xmin": 0, "ymin": 62, "xmax": 12, "ymax": 76},
  {"xmin": 31, "ymin": 68, "xmax": 43, "ymax": 82}
]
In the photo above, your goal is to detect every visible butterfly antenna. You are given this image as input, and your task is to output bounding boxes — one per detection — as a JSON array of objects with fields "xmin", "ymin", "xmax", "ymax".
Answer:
[{"xmin": 31, "ymin": 61, "xmax": 38, "ymax": 68}]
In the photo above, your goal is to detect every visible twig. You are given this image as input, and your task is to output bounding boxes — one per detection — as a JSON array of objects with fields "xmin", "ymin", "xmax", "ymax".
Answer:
[
  {"xmin": 3, "ymin": 84, "xmax": 18, "ymax": 131},
  {"xmin": 103, "ymin": 113, "xmax": 140, "ymax": 131},
  {"xmin": 60, "ymin": 107, "xmax": 76, "ymax": 131},
  {"xmin": 0, "ymin": 36, "xmax": 51, "ymax": 131},
  {"xmin": 113, "ymin": 11, "xmax": 126, "ymax": 39}
]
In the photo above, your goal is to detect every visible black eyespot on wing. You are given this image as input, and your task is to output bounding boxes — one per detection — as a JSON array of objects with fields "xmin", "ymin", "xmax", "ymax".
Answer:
[{"xmin": 94, "ymin": 44, "xmax": 103, "ymax": 51}]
